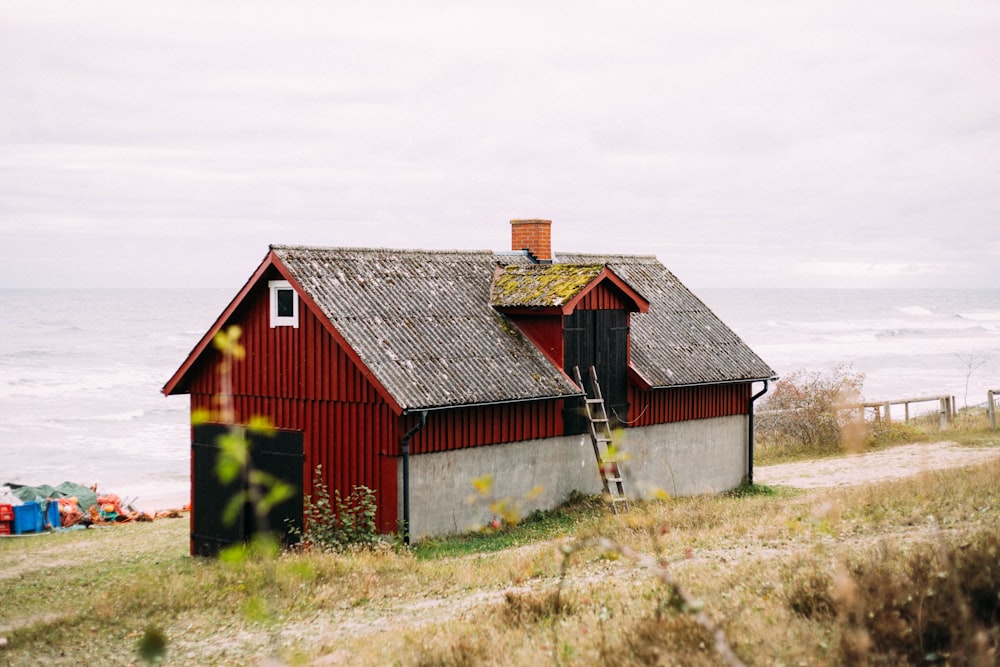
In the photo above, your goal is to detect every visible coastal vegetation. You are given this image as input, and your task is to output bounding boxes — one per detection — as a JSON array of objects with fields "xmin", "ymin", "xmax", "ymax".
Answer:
[
  {"xmin": 3, "ymin": 359, "xmax": 998, "ymax": 664},
  {"xmin": 2, "ymin": 446, "xmax": 998, "ymax": 664},
  {"xmin": 753, "ymin": 364, "xmax": 998, "ymax": 464}
]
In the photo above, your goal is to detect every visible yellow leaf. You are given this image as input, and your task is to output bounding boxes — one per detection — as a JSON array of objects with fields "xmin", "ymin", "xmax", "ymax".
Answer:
[
  {"xmin": 246, "ymin": 415, "xmax": 275, "ymax": 435},
  {"xmin": 191, "ymin": 408, "xmax": 213, "ymax": 425},
  {"xmin": 213, "ymin": 325, "xmax": 246, "ymax": 360},
  {"xmin": 471, "ymin": 475, "xmax": 493, "ymax": 496}
]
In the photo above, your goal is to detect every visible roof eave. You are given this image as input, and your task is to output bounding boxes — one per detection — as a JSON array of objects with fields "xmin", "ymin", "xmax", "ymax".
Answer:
[
  {"xmin": 402, "ymin": 390, "xmax": 585, "ymax": 415},
  {"xmin": 163, "ymin": 249, "xmax": 406, "ymax": 415},
  {"xmin": 162, "ymin": 249, "xmax": 284, "ymax": 397},
  {"xmin": 642, "ymin": 375, "xmax": 778, "ymax": 390}
]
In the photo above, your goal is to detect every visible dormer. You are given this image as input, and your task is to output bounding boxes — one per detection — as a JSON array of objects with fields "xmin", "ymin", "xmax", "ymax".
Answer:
[
  {"xmin": 490, "ymin": 262, "xmax": 649, "ymax": 432},
  {"xmin": 490, "ymin": 263, "xmax": 649, "ymax": 316}
]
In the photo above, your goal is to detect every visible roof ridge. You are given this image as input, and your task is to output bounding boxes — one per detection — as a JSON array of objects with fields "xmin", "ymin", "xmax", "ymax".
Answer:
[
  {"xmin": 270, "ymin": 244, "xmax": 495, "ymax": 257},
  {"xmin": 556, "ymin": 252, "xmax": 660, "ymax": 261}
]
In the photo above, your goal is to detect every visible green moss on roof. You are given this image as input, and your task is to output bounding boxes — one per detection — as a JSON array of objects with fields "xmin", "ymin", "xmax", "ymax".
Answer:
[{"xmin": 490, "ymin": 264, "xmax": 606, "ymax": 308}]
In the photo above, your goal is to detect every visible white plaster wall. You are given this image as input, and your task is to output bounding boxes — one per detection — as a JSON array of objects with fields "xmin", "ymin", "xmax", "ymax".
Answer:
[{"xmin": 403, "ymin": 414, "xmax": 749, "ymax": 539}]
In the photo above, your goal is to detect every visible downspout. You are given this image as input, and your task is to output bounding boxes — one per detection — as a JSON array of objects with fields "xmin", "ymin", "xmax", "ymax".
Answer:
[
  {"xmin": 400, "ymin": 411, "xmax": 428, "ymax": 545},
  {"xmin": 747, "ymin": 380, "xmax": 769, "ymax": 485}
]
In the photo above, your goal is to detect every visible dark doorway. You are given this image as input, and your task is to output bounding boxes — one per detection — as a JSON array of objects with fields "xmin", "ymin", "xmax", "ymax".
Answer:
[
  {"xmin": 191, "ymin": 424, "xmax": 304, "ymax": 557},
  {"xmin": 563, "ymin": 309, "xmax": 630, "ymax": 434}
]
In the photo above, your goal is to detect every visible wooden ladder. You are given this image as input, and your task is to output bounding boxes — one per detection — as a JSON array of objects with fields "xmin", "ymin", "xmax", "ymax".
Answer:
[{"xmin": 574, "ymin": 365, "xmax": 629, "ymax": 513}]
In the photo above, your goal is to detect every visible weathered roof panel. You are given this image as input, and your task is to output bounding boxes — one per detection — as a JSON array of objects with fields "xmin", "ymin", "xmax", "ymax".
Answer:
[
  {"xmin": 558, "ymin": 253, "xmax": 776, "ymax": 387},
  {"xmin": 271, "ymin": 246, "xmax": 581, "ymax": 411}
]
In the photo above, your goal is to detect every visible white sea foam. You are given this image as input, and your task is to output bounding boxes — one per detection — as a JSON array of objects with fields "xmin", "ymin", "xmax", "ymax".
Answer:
[
  {"xmin": 896, "ymin": 305, "xmax": 933, "ymax": 316},
  {"xmin": 92, "ymin": 409, "xmax": 147, "ymax": 422},
  {"xmin": 958, "ymin": 309, "xmax": 1000, "ymax": 323}
]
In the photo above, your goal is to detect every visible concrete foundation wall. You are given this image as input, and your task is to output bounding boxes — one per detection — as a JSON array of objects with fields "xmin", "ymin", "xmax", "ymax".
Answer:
[
  {"xmin": 621, "ymin": 415, "xmax": 749, "ymax": 498},
  {"xmin": 403, "ymin": 415, "xmax": 749, "ymax": 539}
]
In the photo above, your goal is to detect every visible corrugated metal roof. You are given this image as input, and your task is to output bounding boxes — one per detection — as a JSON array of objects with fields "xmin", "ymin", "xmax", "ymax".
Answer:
[
  {"xmin": 489, "ymin": 264, "xmax": 606, "ymax": 309},
  {"xmin": 271, "ymin": 246, "xmax": 581, "ymax": 411},
  {"xmin": 558, "ymin": 253, "xmax": 776, "ymax": 387},
  {"xmin": 268, "ymin": 245, "xmax": 775, "ymax": 411}
]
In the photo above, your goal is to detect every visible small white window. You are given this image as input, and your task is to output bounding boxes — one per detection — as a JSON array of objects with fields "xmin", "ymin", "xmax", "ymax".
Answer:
[{"xmin": 269, "ymin": 280, "xmax": 299, "ymax": 328}]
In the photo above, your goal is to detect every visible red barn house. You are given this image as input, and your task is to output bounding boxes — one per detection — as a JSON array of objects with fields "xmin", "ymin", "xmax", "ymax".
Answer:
[{"xmin": 164, "ymin": 220, "xmax": 775, "ymax": 552}]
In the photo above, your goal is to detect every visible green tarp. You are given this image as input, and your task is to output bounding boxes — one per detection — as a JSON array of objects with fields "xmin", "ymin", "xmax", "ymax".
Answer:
[{"xmin": 6, "ymin": 482, "xmax": 99, "ymax": 513}]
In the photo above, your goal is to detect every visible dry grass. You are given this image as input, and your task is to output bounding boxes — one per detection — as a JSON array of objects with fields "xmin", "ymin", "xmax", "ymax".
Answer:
[{"xmin": 1, "ymin": 457, "xmax": 999, "ymax": 665}]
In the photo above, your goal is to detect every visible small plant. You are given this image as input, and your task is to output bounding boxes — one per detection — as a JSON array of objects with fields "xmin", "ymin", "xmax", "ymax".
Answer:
[
  {"xmin": 956, "ymin": 349, "xmax": 993, "ymax": 408},
  {"xmin": 289, "ymin": 465, "xmax": 378, "ymax": 552},
  {"xmin": 756, "ymin": 364, "xmax": 866, "ymax": 461},
  {"xmin": 864, "ymin": 419, "xmax": 924, "ymax": 449},
  {"xmin": 725, "ymin": 482, "xmax": 778, "ymax": 499}
]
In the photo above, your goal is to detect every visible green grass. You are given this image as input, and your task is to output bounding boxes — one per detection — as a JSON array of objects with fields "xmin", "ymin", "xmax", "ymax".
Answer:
[
  {"xmin": 724, "ymin": 482, "xmax": 782, "ymax": 499},
  {"xmin": 2, "ymin": 454, "xmax": 999, "ymax": 665},
  {"xmin": 412, "ymin": 491, "xmax": 605, "ymax": 559}
]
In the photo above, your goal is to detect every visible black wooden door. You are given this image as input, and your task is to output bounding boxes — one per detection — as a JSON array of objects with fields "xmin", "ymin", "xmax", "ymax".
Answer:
[
  {"xmin": 564, "ymin": 310, "xmax": 630, "ymax": 434},
  {"xmin": 191, "ymin": 424, "xmax": 304, "ymax": 557}
]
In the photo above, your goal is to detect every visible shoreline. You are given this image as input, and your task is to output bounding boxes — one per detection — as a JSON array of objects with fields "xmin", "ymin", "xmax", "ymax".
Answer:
[{"xmin": 2, "ymin": 481, "xmax": 189, "ymax": 515}]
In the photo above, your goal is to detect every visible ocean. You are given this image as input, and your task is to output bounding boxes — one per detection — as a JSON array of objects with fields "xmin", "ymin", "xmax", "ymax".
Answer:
[{"xmin": 1, "ymin": 288, "xmax": 998, "ymax": 511}]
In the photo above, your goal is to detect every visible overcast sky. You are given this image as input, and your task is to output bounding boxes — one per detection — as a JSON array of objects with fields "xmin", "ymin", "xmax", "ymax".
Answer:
[{"xmin": 2, "ymin": 2, "xmax": 998, "ymax": 289}]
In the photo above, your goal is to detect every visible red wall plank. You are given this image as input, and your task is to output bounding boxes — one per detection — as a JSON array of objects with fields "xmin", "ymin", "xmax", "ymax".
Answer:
[{"xmin": 627, "ymin": 382, "xmax": 751, "ymax": 426}]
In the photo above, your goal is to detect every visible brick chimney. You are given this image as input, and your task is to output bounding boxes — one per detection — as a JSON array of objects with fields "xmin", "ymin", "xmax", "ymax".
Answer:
[{"xmin": 510, "ymin": 219, "xmax": 552, "ymax": 263}]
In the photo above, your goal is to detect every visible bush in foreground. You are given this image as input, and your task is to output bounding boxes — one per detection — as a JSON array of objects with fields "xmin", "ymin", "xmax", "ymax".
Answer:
[
  {"xmin": 756, "ymin": 364, "xmax": 866, "ymax": 460},
  {"xmin": 785, "ymin": 530, "xmax": 1000, "ymax": 665}
]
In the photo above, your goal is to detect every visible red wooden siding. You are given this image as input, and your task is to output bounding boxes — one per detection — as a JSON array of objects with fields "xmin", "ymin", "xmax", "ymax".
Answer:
[
  {"xmin": 507, "ymin": 314, "xmax": 564, "ymax": 368},
  {"xmin": 189, "ymin": 393, "xmax": 400, "ymax": 532},
  {"xmin": 576, "ymin": 281, "xmax": 633, "ymax": 311},
  {"xmin": 628, "ymin": 382, "xmax": 751, "ymax": 426},
  {"xmin": 183, "ymin": 271, "xmax": 402, "ymax": 532},
  {"xmin": 407, "ymin": 399, "xmax": 564, "ymax": 455},
  {"xmin": 189, "ymin": 281, "xmax": 381, "ymax": 403}
]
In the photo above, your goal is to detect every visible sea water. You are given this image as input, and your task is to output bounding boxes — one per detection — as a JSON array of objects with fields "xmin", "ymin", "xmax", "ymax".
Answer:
[
  {"xmin": 1, "ymin": 288, "xmax": 998, "ymax": 510},
  {"xmin": 0, "ymin": 289, "xmax": 232, "ymax": 511},
  {"xmin": 699, "ymin": 288, "xmax": 1000, "ymax": 409}
]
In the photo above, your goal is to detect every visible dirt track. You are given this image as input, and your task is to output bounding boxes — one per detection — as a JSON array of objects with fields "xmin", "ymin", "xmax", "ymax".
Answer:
[{"xmin": 755, "ymin": 440, "xmax": 1000, "ymax": 489}]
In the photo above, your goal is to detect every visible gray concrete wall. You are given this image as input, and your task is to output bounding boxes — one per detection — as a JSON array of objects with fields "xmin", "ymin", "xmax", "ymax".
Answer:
[
  {"xmin": 402, "ymin": 414, "xmax": 749, "ymax": 539},
  {"xmin": 620, "ymin": 415, "xmax": 749, "ymax": 498}
]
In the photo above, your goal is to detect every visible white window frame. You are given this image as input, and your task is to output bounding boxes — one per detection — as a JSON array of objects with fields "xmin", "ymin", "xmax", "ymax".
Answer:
[{"xmin": 268, "ymin": 280, "xmax": 299, "ymax": 328}]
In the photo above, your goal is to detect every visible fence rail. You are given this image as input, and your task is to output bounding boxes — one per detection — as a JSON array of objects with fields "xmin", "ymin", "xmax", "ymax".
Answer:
[
  {"xmin": 851, "ymin": 395, "xmax": 955, "ymax": 431},
  {"xmin": 757, "ymin": 388, "xmax": 999, "ymax": 432},
  {"xmin": 757, "ymin": 394, "xmax": 957, "ymax": 431}
]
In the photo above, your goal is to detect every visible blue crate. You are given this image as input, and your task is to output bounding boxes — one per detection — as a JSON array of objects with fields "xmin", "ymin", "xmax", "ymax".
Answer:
[
  {"xmin": 45, "ymin": 500, "xmax": 60, "ymax": 529},
  {"xmin": 12, "ymin": 502, "xmax": 43, "ymax": 534}
]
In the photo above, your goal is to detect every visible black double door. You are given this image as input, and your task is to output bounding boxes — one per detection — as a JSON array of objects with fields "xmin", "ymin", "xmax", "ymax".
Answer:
[
  {"xmin": 191, "ymin": 424, "xmax": 304, "ymax": 556},
  {"xmin": 563, "ymin": 310, "xmax": 630, "ymax": 434}
]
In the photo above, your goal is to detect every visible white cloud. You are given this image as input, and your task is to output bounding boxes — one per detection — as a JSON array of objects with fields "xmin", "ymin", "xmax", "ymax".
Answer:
[{"xmin": 1, "ymin": 1, "xmax": 998, "ymax": 287}]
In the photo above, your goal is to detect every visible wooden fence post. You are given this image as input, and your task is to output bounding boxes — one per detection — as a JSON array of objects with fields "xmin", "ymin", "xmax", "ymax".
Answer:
[
  {"xmin": 939, "ymin": 397, "xmax": 949, "ymax": 431},
  {"xmin": 990, "ymin": 390, "xmax": 997, "ymax": 431}
]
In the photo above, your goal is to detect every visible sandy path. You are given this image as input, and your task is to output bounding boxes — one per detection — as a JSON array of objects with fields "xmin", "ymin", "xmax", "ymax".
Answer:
[{"xmin": 755, "ymin": 441, "xmax": 1000, "ymax": 489}]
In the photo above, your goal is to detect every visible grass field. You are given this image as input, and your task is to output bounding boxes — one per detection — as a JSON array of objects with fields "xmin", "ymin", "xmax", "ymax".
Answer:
[{"xmin": 2, "ymin": 446, "xmax": 998, "ymax": 666}]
